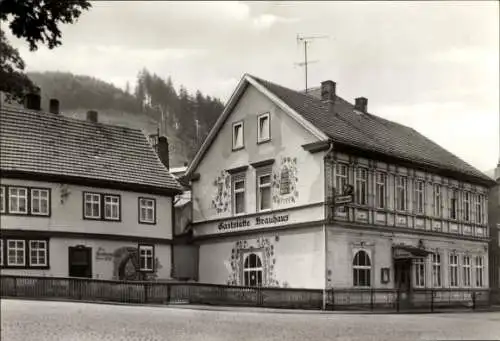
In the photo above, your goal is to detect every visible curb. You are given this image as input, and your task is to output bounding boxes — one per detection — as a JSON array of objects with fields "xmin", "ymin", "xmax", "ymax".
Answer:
[{"xmin": 2, "ymin": 297, "xmax": 500, "ymax": 315}]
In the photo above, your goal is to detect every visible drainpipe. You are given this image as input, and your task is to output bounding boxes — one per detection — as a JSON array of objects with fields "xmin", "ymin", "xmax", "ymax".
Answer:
[{"xmin": 322, "ymin": 140, "xmax": 334, "ymax": 310}]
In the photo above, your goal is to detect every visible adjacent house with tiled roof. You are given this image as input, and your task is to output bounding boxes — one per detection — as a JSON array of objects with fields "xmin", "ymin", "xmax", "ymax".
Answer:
[
  {"xmin": 0, "ymin": 96, "xmax": 182, "ymax": 281},
  {"xmin": 184, "ymin": 73, "xmax": 494, "ymax": 305}
]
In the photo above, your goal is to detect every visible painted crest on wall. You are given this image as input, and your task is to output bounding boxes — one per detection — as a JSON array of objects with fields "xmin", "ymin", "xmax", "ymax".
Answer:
[
  {"xmin": 226, "ymin": 237, "xmax": 280, "ymax": 287},
  {"xmin": 272, "ymin": 156, "xmax": 299, "ymax": 205},
  {"xmin": 211, "ymin": 170, "xmax": 231, "ymax": 214},
  {"xmin": 110, "ymin": 247, "xmax": 162, "ymax": 281}
]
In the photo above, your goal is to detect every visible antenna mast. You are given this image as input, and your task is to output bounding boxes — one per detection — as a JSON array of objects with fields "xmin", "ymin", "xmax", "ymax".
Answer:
[{"xmin": 296, "ymin": 34, "xmax": 328, "ymax": 93}]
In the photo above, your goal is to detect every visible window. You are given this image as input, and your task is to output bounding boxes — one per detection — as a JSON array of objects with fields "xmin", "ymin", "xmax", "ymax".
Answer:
[
  {"xmin": 414, "ymin": 258, "xmax": 425, "ymax": 288},
  {"xmin": 279, "ymin": 167, "xmax": 291, "ymax": 195},
  {"xmin": 375, "ymin": 172, "xmax": 386, "ymax": 209},
  {"xmin": 232, "ymin": 174, "xmax": 246, "ymax": 215},
  {"xmin": 355, "ymin": 168, "xmax": 368, "ymax": 205},
  {"xmin": 463, "ymin": 192, "xmax": 470, "ymax": 221},
  {"xmin": 475, "ymin": 195, "xmax": 484, "ymax": 224},
  {"xmin": 0, "ymin": 186, "xmax": 5, "ymax": 213},
  {"xmin": 449, "ymin": 189, "xmax": 458, "ymax": 220},
  {"xmin": 104, "ymin": 195, "xmax": 120, "ymax": 220},
  {"xmin": 29, "ymin": 240, "xmax": 47, "ymax": 267},
  {"xmin": 257, "ymin": 113, "xmax": 270, "ymax": 143},
  {"xmin": 139, "ymin": 198, "xmax": 156, "ymax": 224},
  {"xmin": 232, "ymin": 121, "xmax": 244, "ymax": 150},
  {"xmin": 31, "ymin": 189, "xmax": 50, "ymax": 216},
  {"xmin": 243, "ymin": 253, "xmax": 263, "ymax": 287},
  {"xmin": 84, "ymin": 193, "xmax": 101, "ymax": 219},
  {"xmin": 449, "ymin": 254, "xmax": 458, "ymax": 287},
  {"xmin": 335, "ymin": 163, "xmax": 348, "ymax": 212},
  {"xmin": 7, "ymin": 240, "xmax": 25, "ymax": 266},
  {"xmin": 257, "ymin": 171, "xmax": 272, "ymax": 211},
  {"xmin": 415, "ymin": 180, "xmax": 425, "ymax": 214},
  {"xmin": 396, "ymin": 176, "xmax": 407, "ymax": 211},
  {"xmin": 475, "ymin": 256, "xmax": 484, "ymax": 287},
  {"xmin": 431, "ymin": 253, "xmax": 442, "ymax": 287},
  {"xmin": 0, "ymin": 240, "xmax": 3, "ymax": 266},
  {"xmin": 433, "ymin": 184, "xmax": 442, "ymax": 217},
  {"xmin": 462, "ymin": 255, "xmax": 471, "ymax": 287},
  {"xmin": 353, "ymin": 250, "xmax": 371, "ymax": 287},
  {"xmin": 9, "ymin": 187, "xmax": 28, "ymax": 214},
  {"xmin": 138, "ymin": 245, "xmax": 154, "ymax": 272}
]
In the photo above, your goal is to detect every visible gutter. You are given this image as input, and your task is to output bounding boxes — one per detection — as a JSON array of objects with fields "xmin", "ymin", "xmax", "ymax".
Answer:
[{"xmin": 322, "ymin": 140, "xmax": 334, "ymax": 310}]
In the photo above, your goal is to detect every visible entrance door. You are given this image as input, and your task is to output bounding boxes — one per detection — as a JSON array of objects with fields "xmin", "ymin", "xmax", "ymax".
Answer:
[
  {"xmin": 68, "ymin": 246, "xmax": 92, "ymax": 278},
  {"xmin": 394, "ymin": 259, "xmax": 412, "ymax": 307}
]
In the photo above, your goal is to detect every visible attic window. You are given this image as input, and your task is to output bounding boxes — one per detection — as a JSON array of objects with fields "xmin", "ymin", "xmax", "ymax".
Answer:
[
  {"xmin": 232, "ymin": 121, "xmax": 244, "ymax": 150},
  {"xmin": 257, "ymin": 113, "xmax": 270, "ymax": 143}
]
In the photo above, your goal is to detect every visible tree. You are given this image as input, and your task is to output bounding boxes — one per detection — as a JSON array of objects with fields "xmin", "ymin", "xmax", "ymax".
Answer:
[{"xmin": 0, "ymin": 0, "xmax": 91, "ymax": 102}]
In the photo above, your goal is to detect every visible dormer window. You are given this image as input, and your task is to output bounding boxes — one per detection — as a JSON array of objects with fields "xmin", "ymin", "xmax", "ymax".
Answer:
[
  {"xmin": 257, "ymin": 113, "xmax": 270, "ymax": 143},
  {"xmin": 232, "ymin": 121, "xmax": 244, "ymax": 150}
]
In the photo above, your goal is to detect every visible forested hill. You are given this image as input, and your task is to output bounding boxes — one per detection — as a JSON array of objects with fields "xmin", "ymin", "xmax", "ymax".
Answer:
[{"xmin": 20, "ymin": 70, "xmax": 225, "ymax": 167}]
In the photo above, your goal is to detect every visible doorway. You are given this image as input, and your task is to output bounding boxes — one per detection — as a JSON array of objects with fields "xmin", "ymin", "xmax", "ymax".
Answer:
[
  {"xmin": 394, "ymin": 259, "xmax": 411, "ymax": 307},
  {"xmin": 68, "ymin": 246, "xmax": 92, "ymax": 278}
]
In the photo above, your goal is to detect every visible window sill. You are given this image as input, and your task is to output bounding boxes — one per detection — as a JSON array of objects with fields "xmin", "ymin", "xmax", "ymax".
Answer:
[
  {"xmin": 1, "ymin": 265, "xmax": 50, "ymax": 270},
  {"xmin": 139, "ymin": 221, "xmax": 156, "ymax": 225},
  {"xmin": 257, "ymin": 138, "xmax": 271, "ymax": 145},
  {"xmin": 232, "ymin": 146, "xmax": 244, "ymax": 152}
]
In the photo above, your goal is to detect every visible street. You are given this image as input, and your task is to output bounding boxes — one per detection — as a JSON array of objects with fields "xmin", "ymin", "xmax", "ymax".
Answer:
[{"xmin": 1, "ymin": 299, "xmax": 500, "ymax": 341}]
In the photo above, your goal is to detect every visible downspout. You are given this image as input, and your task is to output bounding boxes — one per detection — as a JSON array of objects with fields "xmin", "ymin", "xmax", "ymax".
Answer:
[{"xmin": 322, "ymin": 140, "xmax": 334, "ymax": 310}]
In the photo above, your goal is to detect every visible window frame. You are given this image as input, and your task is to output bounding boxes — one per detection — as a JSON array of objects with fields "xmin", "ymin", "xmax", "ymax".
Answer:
[
  {"xmin": 475, "ymin": 194, "xmax": 484, "ymax": 224},
  {"xmin": 335, "ymin": 163, "xmax": 349, "ymax": 213},
  {"xmin": 257, "ymin": 112, "xmax": 271, "ymax": 144},
  {"xmin": 83, "ymin": 192, "xmax": 102, "ymax": 220},
  {"xmin": 375, "ymin": 172, "xmax": 387, "ymax": 209},
  {"xmin": 395, "ymin": 176, "xmax": 407, "ymax": 212},
  {"xmin": 413, "ymin": 258, "xmax": 426, "ymax": 288},
  {"xmin": 256, "ymin": 169, "xmax": 272, "ymax": 212},
  {"xmin": 138, "ymin": 244, "xmax": 155, "ymax": 272},
  {"xmin": 138, "ymin": 197, "xmax": 156, "ymax": 225},
  {"xmin": 474, "ymin": 256, "xmax": 484, "ymax": 287},
  {"xmin": 415, "ymin": 180, "xmax": 425, "ymax": 215},
  {"xmin": 30, "ymin": 188, "xmax": 51, "ymax": 216},
  {"xmin": 104, "ymin": 194, "xmax": 121, "ymax": 221},
  {"xmin": 232, "ymin": 121, "xmax": 244, "ymax": 151},
  {"xmin": 463, "ymin": 192, "xmax": 471, "ymax": 222},
  {"xmin": 449, "ymin": 253, "xmax": 459, "ymax": 288},
  {"xmin": 243, "ymin": 252, "xmax": 264, "ymax": 287},
  {"xmin": 431, "ymin": 253, "xmax": 442, "ymax": 288},
  {"xmin": 433, "ymin": 184, "xmax": 442, "ymax": 218},
  {"xmin": 83, "ymin": 192, "xmax": 122, "ymax": 222},
  {"xmin": 0, "ymin": 185, "xmax": 5, "ymax": 214},
  {"xmin": 232, "ymin": 173, "xmax": 246, "ymax": 215},
  {"xmin": 8, "ymin": 186, "xmax": 28, "ymax": 215},
  {"xmin": 462, "ymin": 255, "xmax": 471, "ymax": 287},
  {"xmin": 6, "ymin": 239, "xmax": 26, "ymax": 267},
  {"xmin": 353, "ymin": 250, "xmax": 372, "ymax": 288},
  {"xmin": 355, "ymin": 167, "xmax": 368, "ymax": 206},
  {"xmin": 1, "ymin": 238, "xmax": 50, "ymax": 269},
  {"xmin": 449, "ymin": 188, "xmax": 458, "ymax": 220},
  {"xmin": 29, "ymin": 240, "xmax": 48, "ymax": 267},
  {"xmin": 1, "ymin": 185, "xmax": 51, "ymax": 217}
]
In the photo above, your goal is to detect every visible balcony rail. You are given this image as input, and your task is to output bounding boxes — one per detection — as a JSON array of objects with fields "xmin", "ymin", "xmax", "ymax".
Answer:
[{"xmin": 1, "ymin": 275, "xmax": 498, "ymax": 312}]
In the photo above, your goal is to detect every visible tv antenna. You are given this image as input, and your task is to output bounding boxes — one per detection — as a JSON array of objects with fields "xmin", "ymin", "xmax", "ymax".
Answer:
[{"xmin": 296, "ymin": 34, "xmax": 329, "ymax": 93}]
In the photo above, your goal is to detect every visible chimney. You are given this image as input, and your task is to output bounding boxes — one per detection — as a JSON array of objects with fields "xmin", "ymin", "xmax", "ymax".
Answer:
[
  {"xmin": 157, "ymin": 136, "xmax": 170, "ymax": 170},
  {"xmin": 49, "ymin": 99, "xmax": 60, "ymax": 114},
  {"xmin": 320, "ymin": 80, "xmax": 336, "ymax": 103},
  {"xmin": 24, "ymin": 90, "xmax": 41, "ymax": 111},
  {"xmin": 86, "ymin": 110, "xmax": 98, "ymax": 123},
  {"xmin": 354, "ymin": 97, "xmax": 368, "ymax": 113}
]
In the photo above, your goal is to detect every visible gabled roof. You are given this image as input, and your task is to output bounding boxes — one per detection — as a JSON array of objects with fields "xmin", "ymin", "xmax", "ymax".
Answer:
[
  {"xmin": 186, "ymin": 74, "xmax": 492, "ymax": 186},
  {"xmin": 0, "ymin": 106, "xmax": 183, "ymax": 194}
]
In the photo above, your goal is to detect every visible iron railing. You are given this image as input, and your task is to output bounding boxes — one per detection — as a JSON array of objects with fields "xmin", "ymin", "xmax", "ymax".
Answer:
[{"xmin": 1, "ymin": 275, "xmax": 498, "ymax": 312}]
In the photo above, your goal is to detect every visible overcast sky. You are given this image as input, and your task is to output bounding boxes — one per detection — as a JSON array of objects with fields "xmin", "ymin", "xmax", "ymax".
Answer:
[{"xmin": 8, "ymin": 1, "xmax": 499, "ymax": 172}]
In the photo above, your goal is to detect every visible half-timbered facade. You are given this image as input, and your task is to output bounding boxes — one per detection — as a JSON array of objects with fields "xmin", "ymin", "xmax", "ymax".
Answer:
[{"xmin": 184, "ymin": 74, "xmax": 494, "ymax": 294}]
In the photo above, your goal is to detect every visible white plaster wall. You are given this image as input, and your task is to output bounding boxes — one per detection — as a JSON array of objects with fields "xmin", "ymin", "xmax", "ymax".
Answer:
[
  {"xmin": 198, "ymin": 227, "xmax": 324, "ymax": 289},
  {"xmin": 0, "ymin": 178, "xmax": 173, "ymax": 240},
  {"xmin": 0, "ymin": 238, "xmax": 172, "ymax": 280}
]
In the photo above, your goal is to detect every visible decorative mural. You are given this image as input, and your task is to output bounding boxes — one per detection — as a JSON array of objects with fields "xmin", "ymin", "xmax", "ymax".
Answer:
[
  {"xmin": 272, "ymin": 156, "xmax": 299, "ymax": 205},
  {"xmin": 226, "ymin": 236, "xmax": 280, "ymax": 287},
  {"xmin": 100, "ymin": 246, "xmax": 163, "ymax": 281},
  {"xmin": 211, "ymin": 170, "xmax": 231, "ymax": 214}
]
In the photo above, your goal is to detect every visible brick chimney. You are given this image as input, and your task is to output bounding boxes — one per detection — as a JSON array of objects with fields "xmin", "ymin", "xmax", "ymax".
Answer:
[
  {"xmin": 320, "ymin": 80, "xmax": 336, "ymax": 103},
  {"xmin": 49, "ymin": 99, "xmax": 60, "ymax": 114},
  {"xmin": 354, "ymin": 97, "xmax": 368, "ymax": 113},
  {"xmin": 86, "ymin": 110, "xmax": 98, "ymax": 123},
  {"xmin": 24, "ymin": 89, "xmax": 41, "ymax": 111},
  {"xmin": 157, "ymin": 136, "xmax": 170, "ymax": 170}
]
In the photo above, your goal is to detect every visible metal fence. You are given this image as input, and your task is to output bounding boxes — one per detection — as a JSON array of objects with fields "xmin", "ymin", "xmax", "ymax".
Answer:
[{"xmin": 1, "ymin": 275, "xmax": 498, "ymax": 312}]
